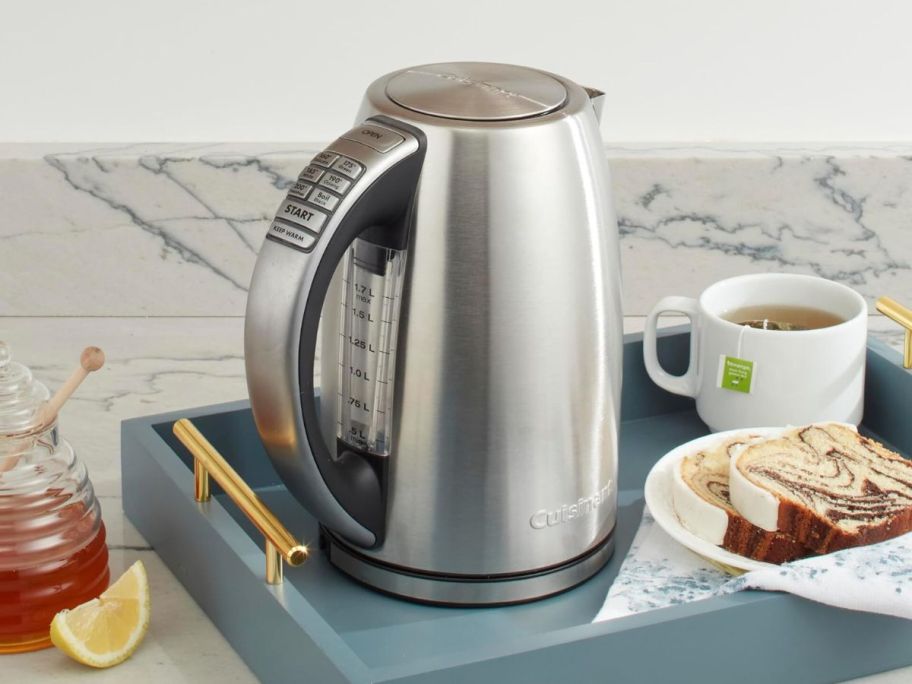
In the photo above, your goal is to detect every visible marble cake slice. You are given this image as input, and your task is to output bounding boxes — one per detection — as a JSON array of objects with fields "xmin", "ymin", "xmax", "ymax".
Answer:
[
  {"xmin": 730, "ymin": 423, "xmax": 912, "ymax": 554},
  {"xmin": 672, "ymin": 435, "xmax": 812, "ymax": 563}
]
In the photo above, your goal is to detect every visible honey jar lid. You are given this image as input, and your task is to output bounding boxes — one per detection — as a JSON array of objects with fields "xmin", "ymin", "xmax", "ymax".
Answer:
[{"xmin": 0, "ymin": 342, "xmax": 50, "ymax": 435}]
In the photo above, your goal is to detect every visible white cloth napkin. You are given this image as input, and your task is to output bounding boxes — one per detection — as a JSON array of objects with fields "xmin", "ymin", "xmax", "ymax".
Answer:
[{"xmin": 594, "ymin": 506, "xmax": 912, "ymax": 622}]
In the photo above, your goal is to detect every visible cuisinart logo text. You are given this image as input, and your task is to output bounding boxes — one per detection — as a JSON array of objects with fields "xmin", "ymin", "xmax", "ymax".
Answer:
[
  {"xmin": 529, "ymin": 482, "xmax": 613, "ymax": 530},
  {"xmin": 406, "ymin": 69, "xmax": 539, "ymax": 105}
]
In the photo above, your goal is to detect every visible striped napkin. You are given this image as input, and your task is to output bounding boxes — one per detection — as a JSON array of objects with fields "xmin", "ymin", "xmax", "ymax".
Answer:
[{"xmin": 594, "ymin": 506, "xmax": 912, "ymax": 622}]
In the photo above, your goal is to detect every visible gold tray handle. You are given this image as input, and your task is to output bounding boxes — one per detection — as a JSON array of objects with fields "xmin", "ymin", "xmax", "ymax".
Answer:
[
  {"xmin": 173, "ymin": 418, "xmax": 309, "ymax": 584},
  {"xmin": 876, "ymin": 297, "xmax": 912, "ymax": 369}
]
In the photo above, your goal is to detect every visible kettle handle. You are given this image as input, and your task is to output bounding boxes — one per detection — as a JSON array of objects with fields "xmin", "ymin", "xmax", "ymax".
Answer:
[{"xmin": 245, "ymin": 117, "xmax": 426, "ymax": 548}]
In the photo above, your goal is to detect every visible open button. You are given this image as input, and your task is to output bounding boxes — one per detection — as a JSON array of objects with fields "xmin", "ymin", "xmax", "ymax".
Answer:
[{"xmin": 341, "ymin": 124, "xmax": 404, "ymax": 153}]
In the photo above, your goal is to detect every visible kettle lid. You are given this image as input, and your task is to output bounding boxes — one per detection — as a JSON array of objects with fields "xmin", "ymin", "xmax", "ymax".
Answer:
[{"xmin": 385, "ymin": 62, "xmax": 567, "ymax": 121}]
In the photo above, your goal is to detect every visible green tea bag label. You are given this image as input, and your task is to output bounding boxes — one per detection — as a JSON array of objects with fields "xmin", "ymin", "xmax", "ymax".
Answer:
[{"xmin": 719, "ymin": 355, "xmax": 755, "ymax": 394}]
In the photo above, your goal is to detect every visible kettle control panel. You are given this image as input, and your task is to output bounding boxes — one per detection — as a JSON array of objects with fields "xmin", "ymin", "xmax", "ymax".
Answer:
[
  {"xmin": 266, "ymin": 123, "xmax": 409, "ymax": 253},
  {"xmin": 267, "ymin": 152, "xmax": 362, "ymax": 252}
]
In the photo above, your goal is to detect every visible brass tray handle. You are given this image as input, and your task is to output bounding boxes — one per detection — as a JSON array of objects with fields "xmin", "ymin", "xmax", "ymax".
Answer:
[
  {"xmin": 876, "ymin": 297, "xmax": 912, "ymax": 369},
  {"xmin": 173, "ymin": 418, "xmax": 309, "ymax": 584}
]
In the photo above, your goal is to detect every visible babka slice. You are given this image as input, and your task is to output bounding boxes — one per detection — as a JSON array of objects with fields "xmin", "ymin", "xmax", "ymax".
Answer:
[
  {"xmin": 729, "ymin": 422, "xmax": 912, "ymax": 554},
  {"xmin": 672, "ymin": 435, "xmax": 811, "ymax": 563}
]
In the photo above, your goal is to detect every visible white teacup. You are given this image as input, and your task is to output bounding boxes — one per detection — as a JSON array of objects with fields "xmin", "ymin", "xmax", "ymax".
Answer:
[{"xmin": 643, "ymin": 274, "xmax": 868, "ymax": 431}]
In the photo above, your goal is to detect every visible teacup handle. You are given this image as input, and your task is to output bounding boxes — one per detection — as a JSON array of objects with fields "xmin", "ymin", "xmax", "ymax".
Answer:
[{"xmin": 643, "ymin": 296, "xmax": 700, "ymax": 397}]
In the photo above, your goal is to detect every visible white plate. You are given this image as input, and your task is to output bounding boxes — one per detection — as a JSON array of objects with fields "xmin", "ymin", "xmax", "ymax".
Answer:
[{"xmin": 643, "ymin": 427, "xmax": 787, "ymax": 574}]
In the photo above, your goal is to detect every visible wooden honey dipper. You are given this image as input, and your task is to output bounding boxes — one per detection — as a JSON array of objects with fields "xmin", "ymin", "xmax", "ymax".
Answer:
[
  {"xmin": 37, "ymin": 346, "xmax": 106, "ymax": 427},
  {"xmin": 0, "ymin": 347, "xmax": 105, "ymax": 474}
]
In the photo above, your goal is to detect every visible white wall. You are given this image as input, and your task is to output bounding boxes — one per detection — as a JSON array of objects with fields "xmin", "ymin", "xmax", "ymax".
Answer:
[{"xmin": 3, "ymin": 0, "xmax": 911, "ymax": 142}]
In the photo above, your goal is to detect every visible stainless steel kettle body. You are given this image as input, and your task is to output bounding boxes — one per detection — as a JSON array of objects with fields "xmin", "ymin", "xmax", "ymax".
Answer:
[{"xmin": 245, "ymin": 63, "xmax": 623, "ymax": 605}]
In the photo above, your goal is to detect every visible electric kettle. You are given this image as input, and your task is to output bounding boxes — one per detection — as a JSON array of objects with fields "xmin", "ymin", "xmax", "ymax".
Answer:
[{"xmin": 245, "ymin": 62, "xmax": 623, "ymax": 605}]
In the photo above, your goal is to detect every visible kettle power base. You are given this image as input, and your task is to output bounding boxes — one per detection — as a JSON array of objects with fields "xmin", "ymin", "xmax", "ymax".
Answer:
[
  {"xmin": 122, "ymin": 331, "xmax": 912, "ymax": 684},
  {"xmin": 322, "ymin": 527, "xmax": 615, "ymax": 607}
]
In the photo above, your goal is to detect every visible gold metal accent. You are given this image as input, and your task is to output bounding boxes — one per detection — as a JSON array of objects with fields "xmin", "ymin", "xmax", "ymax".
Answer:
[
  {"xmin": 876, "ymin": 296, "xmax": 912, "ymax": 369},
  {"xmin": 194, "ymin": 459, "xmax": 210, "ymax": 502},
  {"xmin": 172, "ymin": 418, "xmax": 309, "ymax": 584},
  {"xmin": 266, "ymin": 541, "xmax": 282, "ymax": 584}
]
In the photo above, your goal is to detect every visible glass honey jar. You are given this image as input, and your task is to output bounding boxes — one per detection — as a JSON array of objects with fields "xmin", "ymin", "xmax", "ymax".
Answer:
[{"xmin": 0, "ymin": 342, "xmax": 109, "ymax": 653}]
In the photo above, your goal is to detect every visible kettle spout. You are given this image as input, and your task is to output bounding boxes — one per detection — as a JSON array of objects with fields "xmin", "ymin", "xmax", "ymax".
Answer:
[{"xmin": 583, "ymin": 86, "xmax": 605, "ymax": 121}]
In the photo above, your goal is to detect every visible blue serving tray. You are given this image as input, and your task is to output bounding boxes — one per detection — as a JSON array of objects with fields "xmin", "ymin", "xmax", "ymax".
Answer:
[{"xmin": 122, "ymin": 331, "xmax": 912, "ymax": 683}]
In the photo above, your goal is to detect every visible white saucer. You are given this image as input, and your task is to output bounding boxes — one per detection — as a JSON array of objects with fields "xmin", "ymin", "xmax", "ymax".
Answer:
[{"xmin": 643, "ymin": 427, "xmax": 786, "ymax": 574}]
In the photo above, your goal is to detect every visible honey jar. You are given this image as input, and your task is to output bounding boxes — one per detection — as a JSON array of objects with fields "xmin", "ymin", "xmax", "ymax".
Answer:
[{"xmin": 0, "ymin": 342, "xmax": 109, "ymax": 653}]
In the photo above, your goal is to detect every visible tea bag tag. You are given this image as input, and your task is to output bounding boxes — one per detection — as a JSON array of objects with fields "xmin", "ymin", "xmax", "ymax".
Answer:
[
  {"xmin": 718, "ymin": 355, "xmax": 755, "ymax": 394},
  {"xmin": 718, "ymin": 324, "xmax": 755, "ymax": 394}
]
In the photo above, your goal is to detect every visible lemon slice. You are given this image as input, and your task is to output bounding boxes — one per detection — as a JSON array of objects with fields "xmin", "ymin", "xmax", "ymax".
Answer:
[{"xmin": 50, "ymin": 560, "xmax": 150, "ymax": 668}]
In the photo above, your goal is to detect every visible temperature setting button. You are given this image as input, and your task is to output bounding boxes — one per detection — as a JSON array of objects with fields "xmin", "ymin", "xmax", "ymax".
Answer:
[
  {"xmin": 319, "ymin": 172, "xmax": 352, "ymax": 194},
  {"xmin": 277, "ymin": 199, "xmax": 328, "ymax": 234},
  {"xmin": 308, "ymin": 188, "xmax": 339, "ymax": 211},
  {"xmin": 288, "ymin": 181, "xmax": 312, "ymax": 200},
  {"xmin": 313, "ymin": 151, "xmax": 339, "ymax": 167},
  {"xmin": 268, "ymin": 221, "xmax": 316, "ymax": 251},
  {"xmin": 299, "ymin": 165, "xmax": 325, "ymax": 183},
  {"xmin": 330, "ymin": 157, "xmax": 363, "ymax": 180}
]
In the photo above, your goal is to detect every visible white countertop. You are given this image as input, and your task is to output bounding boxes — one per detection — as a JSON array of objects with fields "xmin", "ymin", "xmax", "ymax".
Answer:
[{"xmin": 1, "ymin": 316, "xmax": 909, "ymax": 683}]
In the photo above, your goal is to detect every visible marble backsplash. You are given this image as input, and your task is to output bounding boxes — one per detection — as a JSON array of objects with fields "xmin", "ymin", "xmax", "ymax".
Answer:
[{"xmin": 1, "ymin": 143, "xmax": 910, "ymax": 316}]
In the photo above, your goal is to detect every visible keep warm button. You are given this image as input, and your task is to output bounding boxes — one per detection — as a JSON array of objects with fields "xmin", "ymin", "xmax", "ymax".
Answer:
[
  {"xmin": 277, "ymin": 199, "xmax": 327, "ymax": 234},
  {"xmin": 268, "ymin": 221, "xmax": 316, "ymax": 251}
]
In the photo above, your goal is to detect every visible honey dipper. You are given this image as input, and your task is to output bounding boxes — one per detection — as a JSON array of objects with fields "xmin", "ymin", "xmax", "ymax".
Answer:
[
  {"xmin": 37, "ymin": 346, "xmax": 106, "ymax": 427},
  {"xmin": 0, "ymin": 347, "xmax": 105, "ymax": 474}
]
